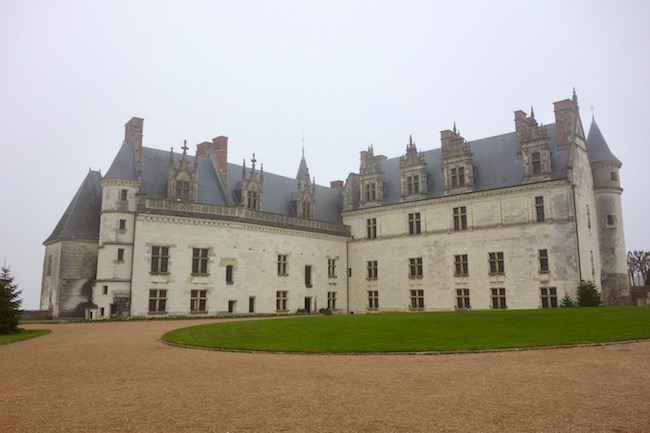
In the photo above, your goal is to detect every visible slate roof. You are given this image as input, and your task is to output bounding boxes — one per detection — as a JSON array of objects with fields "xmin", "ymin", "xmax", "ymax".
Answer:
[
  {"xmin": 587, "ymin": 118, "xmax": 621, "ymax": 165},
  {"xmin": 44, "ymin": 170, "xmax": 103, "ymax": 244},
  {"xmin": 104, "ymin": 143, "xmax": 343, "ymax": 224},
  {"xmin": 360, "ymin": 123, "xmax": 570, "ymax": 207}
]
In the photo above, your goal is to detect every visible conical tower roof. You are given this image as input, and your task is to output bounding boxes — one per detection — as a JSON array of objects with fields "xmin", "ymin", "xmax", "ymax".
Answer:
[
  {"xmin": 587, "ymin": 118, "xmax": 621, "ymax": 165},
  {"xmin": 44, "ymin": 170, "xmax": 103, "ymax": 244}
]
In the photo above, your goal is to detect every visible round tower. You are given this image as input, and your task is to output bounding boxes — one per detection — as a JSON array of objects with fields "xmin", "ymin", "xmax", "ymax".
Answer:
[{"xmin": 587, "ymin": 118, "xmax": 630, "ymax": 305}]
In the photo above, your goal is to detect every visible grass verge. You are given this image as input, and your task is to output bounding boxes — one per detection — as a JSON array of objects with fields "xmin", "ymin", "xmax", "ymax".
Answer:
[
  {"xmin": 0, "ymin": 329, "xmax": 51, "ymax": 345},
  {"xmin": 162, "ymin": 307, "xmax": 650, "ymax": 353}
]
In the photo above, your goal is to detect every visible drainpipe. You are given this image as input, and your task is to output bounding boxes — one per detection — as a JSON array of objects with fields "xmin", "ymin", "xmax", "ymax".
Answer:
[{"xmin": 571, "ymin": 185, "xmax": 583, "ymax": 282}]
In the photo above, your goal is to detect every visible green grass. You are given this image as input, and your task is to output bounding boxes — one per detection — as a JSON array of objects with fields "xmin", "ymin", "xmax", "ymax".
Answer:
[
  {"xmin": 0, "ymin": 329, "xmax": 51, "ymax": 345},
  {"xmin": 161, "ymin": 307, "xmax": 650, "ymax": 353}
]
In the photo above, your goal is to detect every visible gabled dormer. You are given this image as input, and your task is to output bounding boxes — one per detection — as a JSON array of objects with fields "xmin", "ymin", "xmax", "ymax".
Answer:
[
  {"xmin": 359, "ymin": 144, "xmax": 386, "ymax": 207},
  {"xmin": 515, "ymin": 107, "xmax": 552, "ymax": 182},
  {"xmin": 167, "ymin": 141, "xmax": 198, "ymax": 202},
  {"xmin": 441, "ymin": 124, "xmax": 474, "ymax": 195},
  {"xmin": 295, "ymin": 150, "xmax": 315, "ymax": 218},
  {"xmin": 241, "ymin": 154, "xmax": 264, "ymax": 210},
  {"xmin": 400, "ymin": 135, "xmax": 428, "ymax": 201}
]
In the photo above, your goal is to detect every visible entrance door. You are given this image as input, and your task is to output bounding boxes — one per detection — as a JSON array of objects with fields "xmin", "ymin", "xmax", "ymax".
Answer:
[
  {"xmin": 304, "ymin": 297, "xmax": 312, "ymax": 313},
  {"xmin": 110, "ymin": 304, "xmax": 118, "ymax": 318}
]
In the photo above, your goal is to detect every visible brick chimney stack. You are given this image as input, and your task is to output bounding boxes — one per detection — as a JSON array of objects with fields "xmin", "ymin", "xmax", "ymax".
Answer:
[
  {"xmin": 212, "ymin": 136, "xmax": 228, "ymax": 178},
  {"xmin": 125, "ymin": 117, "xmax": 144, "ymax": 165},
  {"xmin": 554, "ymin": 93, "xmax": 579, "ymax": 147},
  {"xmin": 330, "ymin": 180, "xmax": 344, "ymax": 190}
]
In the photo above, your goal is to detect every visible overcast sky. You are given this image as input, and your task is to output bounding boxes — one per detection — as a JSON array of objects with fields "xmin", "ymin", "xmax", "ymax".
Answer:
[{"xmin": 2, "ymin": 0, "xmax": 649, "ymax": 309}]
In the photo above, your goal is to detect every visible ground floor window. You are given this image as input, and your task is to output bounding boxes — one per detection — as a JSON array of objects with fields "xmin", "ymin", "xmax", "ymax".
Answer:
[
  {"xmin": 190, "ymin": 290, "xmax": 207, "ymax": 312},
  {"xmin": 456, "ymin": 288, "xmax": 470, "ymax": 310},
  {"xmin": 249, "ymin": 296, "xmax": 255, "ymax": 313},
  {"xmin": 149, "ymin": 289, "xmax": 167, "ymax": 313},
  {"xmin": 276, "ymin": 291, "xmax": 288, "ymax": 311},
  {"xmin": 368, "ymin": 290, "xmax": 379, "ymax": 310},
  {"xmin": 540, "ymin": 287, "xmax": 558, "ymax": 308},
  {"xmin": 491, "ymin": 288, "xmax": 506, "ymax": 309},
  {"xmin": 327, "ymin": 291, "xmax": 337, "ymax": 310},
  {"xmin": 410, "ymin": 289, "xmax": 424, "ymax": 310}
]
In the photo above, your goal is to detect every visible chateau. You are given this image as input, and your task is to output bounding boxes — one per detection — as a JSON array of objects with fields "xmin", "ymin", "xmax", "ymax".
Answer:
[{"xmin": 40, "ymin": 92, "xmax": 631, "ymax": 319}]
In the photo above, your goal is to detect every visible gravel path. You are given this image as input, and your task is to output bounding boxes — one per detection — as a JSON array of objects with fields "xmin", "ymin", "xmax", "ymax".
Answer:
[{"xmin": 3, "ymin": 319, "xmax": 649, "ymax": 432}]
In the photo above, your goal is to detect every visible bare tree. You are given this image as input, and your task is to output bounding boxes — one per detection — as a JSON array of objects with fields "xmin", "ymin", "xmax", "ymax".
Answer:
[{"xmin": 627, "ymin": 251, "xmax": 650, "ymax": 286}]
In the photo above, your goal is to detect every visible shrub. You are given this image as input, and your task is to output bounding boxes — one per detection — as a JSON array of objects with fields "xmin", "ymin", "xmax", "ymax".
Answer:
[
  {"xmin": 0, "ymin": 267, "xmax": 22, "ymax": 334},
  {"xmin": 576, "ymin": 280, "xmax": 603, "ymax": 307},
  {"xmin": 560, "ymin": 294, "xmax": 576, "ymax": 308}
]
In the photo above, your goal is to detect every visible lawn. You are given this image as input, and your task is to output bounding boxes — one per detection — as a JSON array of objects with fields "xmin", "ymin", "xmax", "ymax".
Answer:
[
  {"xmin": 0, "ymin": 329, "xmax": 51, "ymax": 345},
  {"xmin": 161, "ymin": 307, "xmax": 650, "ymax": 353}
]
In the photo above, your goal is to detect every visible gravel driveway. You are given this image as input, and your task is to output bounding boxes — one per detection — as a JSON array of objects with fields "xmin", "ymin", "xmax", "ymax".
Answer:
[{"xmin": 3, "ymin": 319, "xmax": 649, "ymax": 432}]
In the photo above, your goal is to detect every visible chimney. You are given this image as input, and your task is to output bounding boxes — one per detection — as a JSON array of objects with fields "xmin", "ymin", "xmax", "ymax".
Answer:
[
  {"xmin": 554, "ymin": 97, "xmax": 578, "ymax": 147},
  {"xmin": 195, "ymin": 141, "xmax": 212, "ymax": 158},
  {"xmin": 212, "ymin": 136, "xmax": 228, "ymax": 178},
  {"xmin": 125, "ymin": 117, "xmax": 144, "ymax": 165},
  {"xmin": 124, "ymin": 117, "xmax": 144, "ymax": 148},
  {"xmin": 440, "ymin": 129, "xmax": 457, "ymax": 150},
  {"xmin": 330, "ymin": 180, "xmax": 344, "ymax": 190}
]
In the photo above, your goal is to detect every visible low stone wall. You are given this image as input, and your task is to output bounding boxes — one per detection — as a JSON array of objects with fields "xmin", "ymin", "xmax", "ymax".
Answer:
[
  {"xmin": 631, "ymin": 286, "xmax": 650, "ymax": 306},
  {"xmin": 20, "ymin": 310, "xmax": 53, "ymax": 321}
]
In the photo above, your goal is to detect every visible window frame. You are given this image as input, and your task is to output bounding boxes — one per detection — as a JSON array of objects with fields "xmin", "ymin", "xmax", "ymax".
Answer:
[
  {"xmin": 276, "ymin": 290, "xmax": 288, "ymax": 311},
  {"xmin": 455, "ymin": 288, "xmax": 471, "ymax": 310},
  {"xmin": 535, "ymin": 196, "xmax": 545, "ymax": 222},
  {"xmin": 454, "ymin": 254, "xmax": 469, "ymax": 276},
  {"xmin": 368, "ymin": 290, "xmax": 379, "ymax": 310},
  {"xmin": 408, "ymin": 257, "xmax": 423, "ymax": 278},
  {"xmin": 540, "ymin": 287, "xmax": 558, "ymax": 308},
  {"xmin": 366, "ymin": 260, "xmax": 378, "ymax": 280},
  {"xmin": 488, "ymin": 252, "xmax": 505, "ymax": 274},
  {"xmin": 408, "ymin": 212, "xmax": 422, "ymax": 235},
  {"xmin": 277, "ymin": 254, "xmax": 288, "ymax": 276},
  {"xmin": 491, "ymin": 288, "xmax": 507, "ymax": 310},
  {"xmin": 150, "ymin": 246, "xmax": 169, "ymax": 274},
  {"xmin": 538, "ymin": 249, "xmax": 549, "ymax": 273},
  {"xmin": 190, "ymin": 289, "xmax": 207, "ymax": 313},
  {"xmin": 191, "ymin": 248, "xmax": 210, "ymax": 275},
  {"xmin": 366, "ymin": 218, "xmax": 377, "ymax": 239},
  {"xmin": 409, "ymin": 289, "xmax": 425, "ymax": 310},
  {"xmin": 148, "ymin": 289, "xmax": 167, "ymax": 313},
  {"xmin": 453, "ymin": 206, "xmax": 467, "ymax": 231}
]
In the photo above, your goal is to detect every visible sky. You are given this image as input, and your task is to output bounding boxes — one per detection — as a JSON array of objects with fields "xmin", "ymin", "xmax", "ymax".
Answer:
[{"xmin": 1, "ymin": 0, "xmax": 649, "ymax": 309}]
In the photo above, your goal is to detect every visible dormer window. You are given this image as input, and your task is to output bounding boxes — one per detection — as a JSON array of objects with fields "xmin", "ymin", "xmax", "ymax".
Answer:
[
  {"xmin": 247, "ymin": 190, "xmax": 259, "ymax": 209},
  {"xmin": 532, "ymin": 152, "xmax": 542, "ymax": 175},
  {"xmin": 406, "ymin": 175, "xmax": 419, "ymax": 194},
  {"xmin": 365, "ymin": 182, "xmax": 376, "ymax": 202},
  {"xmin": 175, "ymin": 180, "xmax": 191, "ymax": 202},
  {"xmin": 451, "ymin": 167, "xmax": 465, "ymax": 188}
]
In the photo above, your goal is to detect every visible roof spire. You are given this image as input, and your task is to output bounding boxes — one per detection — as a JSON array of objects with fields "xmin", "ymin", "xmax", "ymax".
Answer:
[
  {"xmin": 530, "ymin": 106, "xmax": 535, "ymax": 118},
  {"xmin": 572, "ymin": 87, "xmax": 578, "ymax": 105}
]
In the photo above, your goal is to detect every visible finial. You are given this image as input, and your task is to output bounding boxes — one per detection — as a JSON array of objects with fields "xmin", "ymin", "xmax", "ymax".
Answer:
[
  {"xmin": 251, "ymin": 153, "xmax": 257, "ymax": 171},
  {"xmin": 530, "ymin": 106, "xmax": 535, "ymax": 118},
  {"xmin": 181, "ymin": 140, "xmax": 188, "ymax": 154},
  {"xmin": 590, "ymin": 104, "xmax": 596, "ymax": 121},
  {"xmin": 453, "ymin": 122, "xmax": 457, "ymax": 134},
  {"xmin": 572, "ymin": 87, "xmax": 578, "ymax": 104}
]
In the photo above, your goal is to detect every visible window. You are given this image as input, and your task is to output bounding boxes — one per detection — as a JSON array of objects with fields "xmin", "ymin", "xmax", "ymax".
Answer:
[
  {"xmin": 367, "ymin": 260, "xmax": 378, "ymax": 279},
  {"xmin": 365, "ymin": 182, "xmax": 376, "ymax": 202},
  {"xmin": 175, "ymin": 180, "xmax": 191, "ymax": 202},
  {"xmin": 454, "ymin": 254, "xmax": 469, "ymax": 276},
  {"xmin": 276, "ymin": 290, "xmax": 288, "ymax": 311},
  {"xmin": 535, "ymin": 196, "xmax": 545, "ymax": 222},
  {"xmin": 228, "ymin": 300, "xmax": 236, "ymax": 313},
  {"xmin": 190, "ymin": 289, "xmax": 207, "ymax": 313},
  {"xmin": 120, "ymin": 189, "xmax": 128, "ymax": 201},
  {"xmin": 100, "ymin": 307, "xmax": 105, "ymax": 317},
  {"xmin": 368, "ymin": 290, "xmax": 379, "ymax": 309},
  {"xmin": 610, "ymin": 171, "xmax": 618, "ymax": 181},
  {"xmin": 151, "ymin": 246, "xmax": 169, "ymax": 274},
  {"xmin": 247, "ymin": 190, "xmax": 259, "ymax": 209},
  {"xmin": 47, "ymin": 254, "xmax": 52, "ymax": 276},
  {"xmin": 540, "ymin": 287, "xmax": 558, "ymax": 308},
  {"xmin": 538, "ymin": 249, "xmax": 549, "ymax": 272},
  {"xmin": 366, "ymin": 218, "xmax": 377, "ymax": 239},
  {"xmin": 277, "ymin": 254, "xmax": 288, "ymax": 275},
  {"xmin": 410, "ymin": 289, "xmax": 425, "ymax": 310},
  {"xmin": 301, "ymin": 200, "xmax": 312, "ymax": 218},
  {"xmin": 249, "ymin": 297, "xmax": 255, "ymax": 313},
  {"xmin": 226, "ymin": 265, "xmax": 234, "ymax": 284},
  {"xmin": 488, "ymin": 252, "xmax": 505, "ymax": 274},
  {"xmin": 119, "ymin": 219, "xmax": 127, "ymax": 230},
  {"xmin": 453, "ymin": 206, "xmax": 467, "ymax": 231},
  {"xmin": 192, "ymin": 248, "xmax": 209, "ymax": 275},
  {"xmin": 328, "ymin": 259, "xmax": 337, "ymax": 278},
  {"xmin": 532, "ymin": 152, "xmax": 541, "ymax": 175},
  {"xmin": 607, "ymin": 214, "xmax": 616, "ymax": 227},
  {"xmin": 305, "ymin": 265, "xmax": 312, "ymax": 288},
  {"xmin": 406, "ymin": 175, "xmax": 420, "ymax": 194},
  {"xmin": 491, "ymin": 288, "xmax": 507, "ymax": 309},
  {"xmin": 102, "ymin": 285, "xmax": 108, "ymax": 295},
  {"xmin": 587, "ymin": 204, "xmax": 591, "ymax": 229},
  {"xmin": 456, "ymin": 288, "xmax": 470, "ymax": 309},
  {"xmin": 327, "ymin": 291, "xmax": 337, "ymax": 310},
  {"xmin": 408, "ymin": 258, "xmax": 423, "ymax": 278},
  {"xmin": 118, "ymin": 189, "xmax": 128, "ymax": 211},
  {"xmin": 117, "ymin": 248, "xmax": 125, "ymax": 262},
  {"xmin": 408, "ymin": 212, "xmax": 421, "ymax": 235},
  {"xmin": 149, "ymin": 289, "xmax": 167, "ymax": 313},
  {"xmin": 451, "ymin": 167, "xmax": 465, "ymax": 188}
]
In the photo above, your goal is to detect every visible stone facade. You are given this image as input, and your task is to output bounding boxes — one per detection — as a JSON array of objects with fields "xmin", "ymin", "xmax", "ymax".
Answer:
[{"xmin": 41, "ymin": 92, "xmax": 631, "ymax": 319}]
